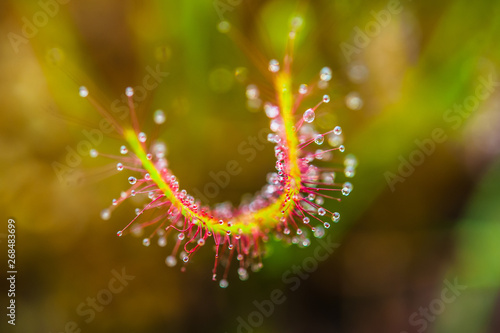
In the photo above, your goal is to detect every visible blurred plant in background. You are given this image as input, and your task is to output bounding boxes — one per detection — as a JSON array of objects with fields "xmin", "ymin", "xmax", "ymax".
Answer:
[{"xmin": 1, "ymin": 0, "xmax": 500, "ymax": 332}]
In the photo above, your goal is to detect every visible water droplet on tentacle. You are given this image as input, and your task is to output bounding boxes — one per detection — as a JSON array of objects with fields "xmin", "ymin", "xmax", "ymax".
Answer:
[
  {"xmin": 100, "ymin": 209, "xmax": 111, "ymax": 220},
  {"xmin": 332, "ymin": 212, "xmax": 340, "ymax": 223},
  {"xmin": 90, "ymin": 149, "xmax": 98, "ymax": 158},
  {"xmin": 165, "ymin": 255, "xmax": 177, "ymax": 267},
  {"xmin": 314, "ymin": 134, "xmax": 324, "ymax": 145},
  {"xmin": 320, "ymin": 67, "xmax": 332, "ymax": 82},
  {"xmin": 219, "ymin": 279, "xmax": 229, "ymax": 288},
  {"xmin": 125, "ymin": 87, "xmax": 134, "ymax": 97},
  {"xmin": 154, "ymin": 109, "xmax": 166, "ymax": 124},
  {"xmin": 342, "ymin": 182, "xmax": 353, "ymax": 196},
  {"xmin": 79, "ymin": 86, "xmax": 89, "ymax": 98},
  {"xmin": 303, "ymin": 109, "xmax": 315, "ymax": 123},
  {"xmin": 138, "ymin": 132, "xmax": 147, "ymax": 143},
  {"xmin": 268, "ymin": 59, "xmax": 280, "ymax": 73}
]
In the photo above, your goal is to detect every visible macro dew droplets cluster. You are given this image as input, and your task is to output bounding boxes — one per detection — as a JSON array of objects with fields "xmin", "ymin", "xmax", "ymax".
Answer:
[{"xmin": 78, "ymin": 17, "xmax": 357, "ymax": 288}]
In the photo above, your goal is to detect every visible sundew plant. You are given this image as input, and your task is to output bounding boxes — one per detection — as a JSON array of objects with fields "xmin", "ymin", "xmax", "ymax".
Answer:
[
  {"xmin": 6, "ymin": 0, "xmax": 500, "ymax": 332},
  {"xmin": 77, "ymin": 15, "xmax": 356, "ymax": 288}
]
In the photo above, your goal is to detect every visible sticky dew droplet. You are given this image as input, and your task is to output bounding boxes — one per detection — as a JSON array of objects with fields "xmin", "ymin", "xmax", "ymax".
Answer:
[
  {"xmin": 268, "ymin": 59, "xmax": 280, "ymax": 73},
  {"xmin": 165, "ymin": 255, "xmax": 177, "ymax": 267},
  {"xmin": 303, "ymin": 109, "xmax": 315, "ymax": 123},
  {"xmin": 158, "ymin": 237, "xmax": 167, "ymax": 247},
  {"xmin": 219, "ymin": 279, "xmax": 229, "ymax": 288},
  {"xmin": 320, "ymin": 67, "xmax": 332, "ymax": 82},
  {"xmin": 342, "ymin": 182, "xmax": 353, "ymax": 196},
  {"xmin": 79, "ymin": 86, "xmax": 89, "ymax": 98},
  {"xmin": 138, "ymin": 132, "xmax": 147, "ymax": 143},
  {"xmin": 125, "ymin": 87, "xmax": 134, "ymax": 97},
  {"xmin": 217, "ymin": 21, "xmax": 231, "ymax": 33},
  {"xmin": 154, "ymin": 109, "xmax": 166, "ymax": 124},
  {"xmin": 332, "ymin": 212, "xmax": 340, "ymax": 223},
  {"xmin": 90, "ymin": 149, "xmax": 98, "ymax": 158},
  {"xmin": 314, "ymin": 134, "xmax": 324, "ymax": 145},
  {"xmin": 100, "ymin": 209, "xmax": 111, "ymax": 220}
]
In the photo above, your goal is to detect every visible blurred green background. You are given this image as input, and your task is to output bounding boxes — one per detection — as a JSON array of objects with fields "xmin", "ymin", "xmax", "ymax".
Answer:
[{"xmin": 1, "ymin": 0, "xmax": 500, "ymax": 332}]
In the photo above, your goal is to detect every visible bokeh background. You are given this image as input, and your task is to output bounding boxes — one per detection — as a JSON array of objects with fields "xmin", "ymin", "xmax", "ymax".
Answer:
[{"xmin": 2, "ymin": 0, "xmax": 500, "ymax": 332}]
